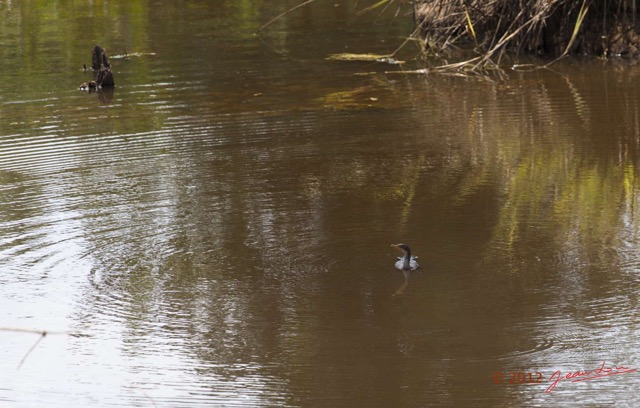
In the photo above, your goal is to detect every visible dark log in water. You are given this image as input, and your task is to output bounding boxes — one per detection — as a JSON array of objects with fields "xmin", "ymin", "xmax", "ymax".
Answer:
[
  {"xmin": 81, "ymin": 45, "xmax": 115, "ymax": 90},
  {"xmin": 96, "ymin": 66, "xmax": 114, "ymax": 87},
  {"xmin": 92, "ymin": 45, "xmax": 111, "ymax": 70}
]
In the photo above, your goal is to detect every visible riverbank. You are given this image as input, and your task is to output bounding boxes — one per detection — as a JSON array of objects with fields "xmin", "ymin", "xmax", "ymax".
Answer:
[{"xmin": 415, "ymin": 0, "xmax": 640, "ymax": 58}]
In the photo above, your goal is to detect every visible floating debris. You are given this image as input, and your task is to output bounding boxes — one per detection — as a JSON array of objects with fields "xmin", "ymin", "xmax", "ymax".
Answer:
[
  {"xmin": 326, "ymin": 53, "xmax": 404, "ymax": 65},
  {"xmin": 111, "ymin": 51, "xmax": 157, "ymax": 59}
]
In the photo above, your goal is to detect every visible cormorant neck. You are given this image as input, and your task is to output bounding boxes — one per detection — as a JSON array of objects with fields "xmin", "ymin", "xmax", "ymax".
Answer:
[{"xmin": 402, "ymin": 249, "xmax": 411, "ymax": 269}]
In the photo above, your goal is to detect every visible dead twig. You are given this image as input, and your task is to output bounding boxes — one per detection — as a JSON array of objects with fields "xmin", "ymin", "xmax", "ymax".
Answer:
[
  {"xmin": 18, "ymin": 331, "xmax": 47, "ymax": 370},
  {"xmin": 1, "ymin": 326, "xmax": 83, "ymax": 370},
  {"xmin": 256, "ymin": 0, "xmax": 317, "ymax": 33}
]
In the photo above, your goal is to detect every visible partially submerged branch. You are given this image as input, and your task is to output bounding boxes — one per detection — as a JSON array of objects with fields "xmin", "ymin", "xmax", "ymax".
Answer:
[{"xmin": 1, "ymin": 326, "xmax": 84, "ymax": 369}]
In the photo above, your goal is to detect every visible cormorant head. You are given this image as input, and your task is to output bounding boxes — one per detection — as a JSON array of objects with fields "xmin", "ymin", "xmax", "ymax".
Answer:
[{"xmin": 391, "ymin": 243, "xmax": 411, "ymax": 254}]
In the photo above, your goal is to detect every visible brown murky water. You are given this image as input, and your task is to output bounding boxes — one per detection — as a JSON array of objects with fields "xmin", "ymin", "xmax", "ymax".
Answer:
[{"xmin": 1, "ymin": 1, "xmax": 639, "ymax": 407}]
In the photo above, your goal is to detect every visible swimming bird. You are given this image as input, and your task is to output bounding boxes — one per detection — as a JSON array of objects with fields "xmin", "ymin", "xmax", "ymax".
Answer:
[
  {"xmin": 79, "ymin": 80, "xmax": 97, "ymax": 91},
  {"xmin": 391, "ymin": 243, "xmax": 419, "ymax": 271}
]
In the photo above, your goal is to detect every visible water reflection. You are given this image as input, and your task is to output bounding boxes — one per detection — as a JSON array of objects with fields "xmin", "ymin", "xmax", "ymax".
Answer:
[
  {"xmin": 393, "ymin": 270, "xmax": 412, "ymax": 296},
  {"xmin": 1, "ymin": 1, "xmax": 640, "ymax": 407}
]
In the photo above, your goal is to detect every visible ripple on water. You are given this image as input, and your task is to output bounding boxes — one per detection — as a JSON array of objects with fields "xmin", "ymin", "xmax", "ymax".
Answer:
[
  {"xmin": 530, "ymin": 289, "xmax": 638, "ymax": 364},
  {"xmin": 434, "ymin": 330, "xmax": 557, "ymax": 364}
]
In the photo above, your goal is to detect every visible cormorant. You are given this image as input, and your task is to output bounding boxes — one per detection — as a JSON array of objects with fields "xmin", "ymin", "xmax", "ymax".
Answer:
[{"xmin": 391, "ymin": 243, "xmax": 419, "ymax": 271}]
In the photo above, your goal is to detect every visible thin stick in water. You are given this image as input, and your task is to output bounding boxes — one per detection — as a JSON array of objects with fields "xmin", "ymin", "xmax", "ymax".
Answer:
[
  {"xmin": 257, "ymin": 0, "xmax": 317, "ymax": 33},
  {"xmin": 17, "ymin": 331, "xmax": 47, "ymax": 370}
]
